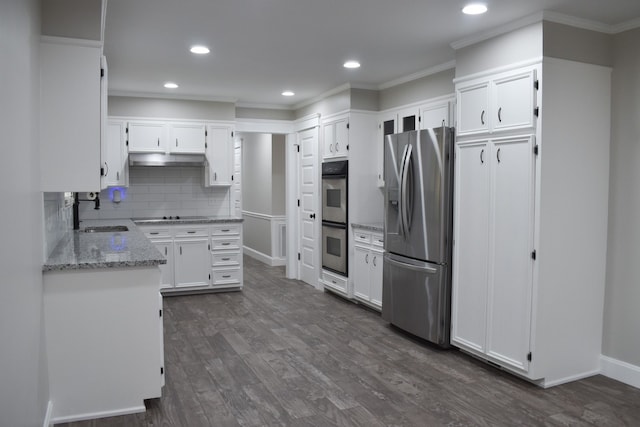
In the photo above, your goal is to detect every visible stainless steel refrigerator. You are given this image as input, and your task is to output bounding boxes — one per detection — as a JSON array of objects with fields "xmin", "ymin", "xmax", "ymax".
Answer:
[{"xmin": 382, "ymin": 127, "xmax": 454, "ymax": 347}]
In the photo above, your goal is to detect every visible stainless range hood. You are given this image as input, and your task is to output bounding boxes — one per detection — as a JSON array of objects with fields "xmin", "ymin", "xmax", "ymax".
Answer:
[{"xmin": 128, "ymin": 153, "xmax": 206, "ymax": 167}]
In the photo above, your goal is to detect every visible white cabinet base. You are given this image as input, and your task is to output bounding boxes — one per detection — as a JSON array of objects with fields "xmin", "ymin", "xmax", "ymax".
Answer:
[{"xmin": 43, "ymin": 267, "xmax": 163, "ymax": 423}]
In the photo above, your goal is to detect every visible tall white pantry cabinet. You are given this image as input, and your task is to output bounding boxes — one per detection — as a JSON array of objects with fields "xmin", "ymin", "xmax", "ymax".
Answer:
[{"xmin": 451, "ymin": 58, "xmax": 611, "ymax": 387}]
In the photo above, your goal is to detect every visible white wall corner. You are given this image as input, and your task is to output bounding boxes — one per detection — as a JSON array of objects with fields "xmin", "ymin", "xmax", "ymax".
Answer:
[
  {"xmin": 43, "ymin": 401, "xmax": 53, "ymax": 427},
  {"xmin": 600, "ymin": 355, "xmax": 640, "ymax": 390}
]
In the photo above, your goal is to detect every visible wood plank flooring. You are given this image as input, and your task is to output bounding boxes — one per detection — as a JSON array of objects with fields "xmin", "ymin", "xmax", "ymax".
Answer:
[{"xmin": 60, "ymin": 256, "xmax": 640, "ymax": 426}]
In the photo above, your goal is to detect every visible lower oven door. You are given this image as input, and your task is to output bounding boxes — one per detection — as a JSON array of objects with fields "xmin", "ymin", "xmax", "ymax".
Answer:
[{"xmin": 322, "ymin": 223, "xmax": 347, "ymax": 275}]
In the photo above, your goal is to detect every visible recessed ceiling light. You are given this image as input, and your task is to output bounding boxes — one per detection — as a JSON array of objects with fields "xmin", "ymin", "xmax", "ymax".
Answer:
[
  {"xmin": 282, "ymin": 91, "xmax": 295, "ymax": 96},
  {"xmin": 164, "ymin": 82, "xmax": 179, "ymax": 89},
  {"xmin": 344, "ymin": 60, "xmax": 361, "ymax": 69},
  {"xmin": 190, "ymin": 45, "xmax": 210, "ymax": 54},
  {"xmin": 462, "ymin": 3, "xmax": 488, "ymax": 15}
]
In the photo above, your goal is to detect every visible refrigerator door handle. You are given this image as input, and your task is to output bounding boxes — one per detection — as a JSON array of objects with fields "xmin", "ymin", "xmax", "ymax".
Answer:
[
  {"xmin": 385, "ymin": 253, "xmax": 438, "ymax": 274},
  {"xmin": 400, "ymin": 143, "xmax": 413, "ymax": 237},
  {"xmin": 398, "ymin": 144, "xmax": 410, "ymax": 237}
]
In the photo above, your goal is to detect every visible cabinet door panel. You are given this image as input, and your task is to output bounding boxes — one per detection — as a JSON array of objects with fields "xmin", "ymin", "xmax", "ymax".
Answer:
[
  {"xmin": 493, "ymin": 71, "xmax": 536, "ymax": 132},
  {"xmin": 353, "ymin": 246, "xmax": 370, "ymax": 301},
  {"xmin": 420, "ymin": 103, "xmax": 450, "ymax": 130},
  {"xmin": 334, "ymin": 118, "xmax": 348, "ymax": 156},
  {"xmin": 486, "ymin": 136, "xmax": 534, "ymax": 371},
  {"xmin": 102, "ymin": 121, "xmax": 127, "ymax": 188},
  {"xmin": 451, "ymin": 142, "xmax": 490, "ymax": 352},
  {"xmin": 205, "ymin": 125, "xmax": 233, "ymax": 186},
  {"xmin": 129, "ymin": 121, "xmax": 166, "ymax": 153},
  {"xmin": 153, "ymin": 241, "xmax": 174, "ymax": 289},
  {"xmin": 323, "ymin": 122, "xmax": 335, "ymax": 158},
  {"xmin": 370, "ymin": 250, "xmax": 383, "ymax": 308},
  {"xmin": 170, "ymin": 123, "xmax": 206, "ymax": 154},
  {"xmin": 457, "ymin": 83, "xmax": 489, "ymax": 135},
  {"xmin": 174, "ymin": 239, "xmax": 210, "ymax": 288}
]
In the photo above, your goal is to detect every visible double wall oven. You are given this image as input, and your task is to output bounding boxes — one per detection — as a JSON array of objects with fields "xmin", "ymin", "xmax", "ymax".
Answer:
[{"xmin": 321, "ymin": 160, "xmax": 348, "ymax": 276}]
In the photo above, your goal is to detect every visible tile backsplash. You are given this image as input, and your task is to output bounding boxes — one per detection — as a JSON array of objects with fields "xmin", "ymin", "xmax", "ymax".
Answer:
[
  {"xmin": 79, "ymin": 166, "xmax": 231, "ymax": 221},
  {"xmin": 43, "ymin": 192, "xmax": 73, "ymax": 257}
]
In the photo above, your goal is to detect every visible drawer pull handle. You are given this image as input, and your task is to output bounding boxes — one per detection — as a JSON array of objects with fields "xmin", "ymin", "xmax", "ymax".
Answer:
[
  {"xmin": 150, "ymin": 232, "xmax": 159, "ymax": 235},
  {"xmin": 187, "ymin": 231, "xmax": 196, "ymax": 234},
  {"xmin": 221, "ymin": 229, "xmax": 230, "ymax": 232},
  {"xmin": 222, "ymin": 275, "xmax": 231, "ymax": 279},
  {"xmin": 221, "ymin": 242, "xmax": 230, "ymax": 246},
  {"xmin": 359, "ymin": 235, "xmax": 366, "ymax": 239},
  {"xmin": 221, "ymin": 257, "xmax": 231, "ymax": 261},
  {"xmin": 332, "ymin": 280, "xmax": 337, "ymax": 284}
]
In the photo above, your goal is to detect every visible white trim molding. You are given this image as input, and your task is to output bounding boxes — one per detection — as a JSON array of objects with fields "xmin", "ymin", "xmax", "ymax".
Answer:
[
  {"xmin": 43, "ymin": 401, "xmax": 53, "ymax": 427},
  {"xmin": 243, "ymin": 245, "xmax": 286, "ymax": 267},
  {"xmin": 293, "ymin": 113, "xmax": 320, "ymax": 132},
  {"xmin": 51, "ymin": 405, "xmax": 146, "ymax": 425},
  {"xmin": 235, "ymin": 118, "xmax": 294, "ymax": 134},
  {"xmin": 242, "ymin": 211, "xmax": 287, "ymax": 267},
  {"xmin": 378, "ymin": 60, "xmax": 457, "ymax": 90},
  {"xmin": 601, "ymin": 355, "xmax": 640, "ymax": 389}
]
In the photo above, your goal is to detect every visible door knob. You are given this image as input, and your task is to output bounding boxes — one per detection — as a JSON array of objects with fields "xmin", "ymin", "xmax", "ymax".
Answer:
[{"xmin": 310, "ymin": 213, "xmax": 316, "ymax": 219}]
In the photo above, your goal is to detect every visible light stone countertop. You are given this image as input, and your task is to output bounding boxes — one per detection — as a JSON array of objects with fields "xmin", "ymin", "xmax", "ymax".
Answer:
[
  {"xmin": 351, "ymin": 222, "xmax": 384, "ymax": 233},
  {"xmin": 132, "ymin": 216, "xmax": 243, "ymax": 226},
  {"xmin": 43, "ymin": 219, "xmax": 166, "ymax": 272}
]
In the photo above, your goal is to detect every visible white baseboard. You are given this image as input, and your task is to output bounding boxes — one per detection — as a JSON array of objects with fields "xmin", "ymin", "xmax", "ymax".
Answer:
[
  {"xmin": 51, "ymin": 405, "xmax": 145, "ymax": 424},
  {"xmin": 43, "ymin": 401, "xmax": 53, "ymax": 427},
  {"xmin": 243, "ymin": 246, "xmax": 286, "ymax": 267},
  {"xmin": 541, "ymin": 369, "xmax": 601, "ymax": 388},
  {"xmin": 601, "ymin": 355, "xmax": 640, "ymax": 389}
]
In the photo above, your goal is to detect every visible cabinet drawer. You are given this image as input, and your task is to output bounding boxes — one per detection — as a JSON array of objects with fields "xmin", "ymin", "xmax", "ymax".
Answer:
[
  {"xmin": 212, "ymin": 252, "xmax": 241, "ymax": 267},
  {"xmin": 371, "ymin": 233, "xmax": 384, "ymax": 248},
  {"xmin": 212, "ymin": 268, "xmax": 241, "ymax": 285},
  {"xmin": 142, "ymin": 229, "xmax": 172, "ymax": 239},
  {"xmin": 322, "ymin": 270, "xmax": 348, "ymax": 294},
  {"xmin": 211, "ymin": 237, "xmax": 241, "ymax": 251},
  {"xmin": 211, "ymin": 224, "xmax": 240, "ymax": 236},
  {"xmin": 175, "ymin": 227, "xmax": 209, "ymax": 238},
  {"xmin": 353, "ymin": 230, "xmax": 372, "ymax": 245}
]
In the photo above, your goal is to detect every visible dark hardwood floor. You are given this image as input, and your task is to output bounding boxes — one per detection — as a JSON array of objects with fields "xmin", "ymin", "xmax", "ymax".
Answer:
[{"xmin": 61, "ymin": 256, "xmax": 640, "ymax": 426}]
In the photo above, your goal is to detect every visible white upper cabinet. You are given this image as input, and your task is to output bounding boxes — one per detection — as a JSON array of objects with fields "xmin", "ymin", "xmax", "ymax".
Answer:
[
  {"xmin": 396, "ymin": 106, "xmax": 419, "ymax": 132},
  {"xmin": 493, "ymin": 70, "xmax": 537, "ymax": 133},
  {"xmin": 128, "ymin": 120, "xmax": 167, "ymax": 153},
  {"xmin": 168, "ymin": 122, "xmax": 206, "ymax": 154},
  {"xmin": 40, "ymin": 38, "xmax": 103, "ymax": 192},
  {"xmin": 322, "ymin": 114, "xmax": 349, "ymax": 159},
  {"xmin": 101, "ymin": 120, "xmax": 128, "ymax": 189},
  {"xmin": 419, "ymin": 100, "xmax": 452, "ymax": 130},
  {"xmin": 457, "ymin": 82, "xmax": 490, "ymax": 135},
  {"xmin": 456, "ymin": 66, "xmax": 537, "ymax": 136},
  {"xmin": 205, "ymin": 124, "xmax": 234, "ymax": 186}
]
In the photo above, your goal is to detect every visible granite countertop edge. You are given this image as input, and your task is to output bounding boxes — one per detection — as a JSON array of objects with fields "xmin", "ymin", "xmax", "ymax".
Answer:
[
  {"xmin": 351, "ymin": 222, "xmax": 384, "ymax": 232},
  {"xmin": 132, "ymin": 216, "xmax": 243, "ymax": 226}
]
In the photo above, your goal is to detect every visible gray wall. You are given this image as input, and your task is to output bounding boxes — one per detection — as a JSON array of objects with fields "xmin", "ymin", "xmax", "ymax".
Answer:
[
  {"xmin": 455, "ymin": 22, "xmax": 543, "ymax": 77},
  {"xmin": 0, "ymin": 0, "xmax": 50, "ymax": 425},
  {"xmin": 350, "ymin": 89, "xmax": 379, "ymax": 111},
  {"xmin": 272, "ymin": 135, "xmax": 286, "ymax": 216},
  {"xmin": 295, "ymin": 88, "xmax": 351, "ymax": 119},
  {"xmin": 41, "ymin": 0, "xmax": 103, "ymax": 40},
  {"xmin": 543, "ymin": 21, "xmax": 612, "ymax": 67},
  {"xmin": 379, "ymin": 68, "xmax": 455, "ymax": 111},
  {"xmin": 603, "ymin": 27, "xmax": 640, "ymax": 367},
  {"xmin": 236, "ymin": 107, "xmax": 295, "ymax": 121},
  {"xmin": 108, "ymin": 96, "xmax": 235, "ymax": 120}
]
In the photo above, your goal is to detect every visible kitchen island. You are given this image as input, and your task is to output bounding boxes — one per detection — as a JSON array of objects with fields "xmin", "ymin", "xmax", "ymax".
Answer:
[{"xmin": 43, "ymin": 220, "xmax": 166, "ymax": 424}]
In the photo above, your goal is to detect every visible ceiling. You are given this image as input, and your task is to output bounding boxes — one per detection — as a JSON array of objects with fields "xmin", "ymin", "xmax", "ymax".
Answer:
[{"xmin": 104, "ymin": 0, "xmax": 640, "ymax": 109}]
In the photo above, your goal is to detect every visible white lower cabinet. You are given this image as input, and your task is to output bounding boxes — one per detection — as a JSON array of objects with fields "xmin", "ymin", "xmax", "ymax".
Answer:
[
  {"xmin": 139, "ymin": 222, "xmax": 243, "ymax": 293},
  {"xmin": 322, "ymin": 269, "xmax": 348, "ymax": 296},
  {"xmin": 352, "ymin": 228, "xmax": 384, "ymax": 310},
  {"xmin": 174, "ymin": 237, "xmax": 210, "ymax": 288},
  {"xmin": 452, "ymin": 135, "xmax": 535, "ymax": 373}
]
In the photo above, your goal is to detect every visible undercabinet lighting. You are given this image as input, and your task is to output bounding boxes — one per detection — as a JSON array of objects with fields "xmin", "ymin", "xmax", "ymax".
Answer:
[
  {"xmin": 190, "ymin": 45, "xmax": 210, "ymax": 54},
  {"xmin": 164, "ymin": 82, "xmax": 179, "ymax": 89},
  {"xmin": 462, "ymin": 3, "xmax": 488, "ymax": 15},
  {"xmin": 343, "ymin": 60, "xmax": 361, "ymax": 69},
  {"xmin": 282, "ymin": 91, "xmax": 295, "ymax": 96}
]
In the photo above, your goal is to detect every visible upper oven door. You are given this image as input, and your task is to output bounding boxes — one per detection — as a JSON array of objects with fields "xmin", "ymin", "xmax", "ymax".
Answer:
[{"xmin": 322, "ymin": 176, "xmax": 347, "ymax": 224}]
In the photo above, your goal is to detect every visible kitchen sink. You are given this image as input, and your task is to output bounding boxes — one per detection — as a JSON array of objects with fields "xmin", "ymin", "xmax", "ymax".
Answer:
[{"xmin": 83, "ymin": 225, "xmax": 129, "ymax": 233}]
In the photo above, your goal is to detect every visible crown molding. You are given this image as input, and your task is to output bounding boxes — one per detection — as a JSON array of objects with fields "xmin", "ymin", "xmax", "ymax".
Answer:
[
  {"xmin": 378, "ymin": 60, "xmax": 456, "ymax": 90},
  {"xmin": 542, "ymin": 10, "xmax": 613, "ymax": 33},
  {"xmin": 611, "ymin": 16, "xmax": 640, "ymax": 34},
  {"xmin": 107, "ymin": 90, "xmax": 237, "ymax": 104},
  {"xmin": 40, "ymin": 35, "xmax": 102, "ymax": 48},
  {"xmin": 451, "ymin": 12, "xmax": 544, "ymax": 50}
]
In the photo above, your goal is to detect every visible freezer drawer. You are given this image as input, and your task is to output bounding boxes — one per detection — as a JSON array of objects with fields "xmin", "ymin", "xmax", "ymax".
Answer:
[{"xmin": 382, "ymin": 252, "xmax": 451, "ymax": 347}]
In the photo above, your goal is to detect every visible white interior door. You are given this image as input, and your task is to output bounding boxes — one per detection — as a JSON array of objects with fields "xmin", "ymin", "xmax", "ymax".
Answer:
[{"xmin": 298, "ymin": 127, "xmax": 319, "ymax": 287}]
